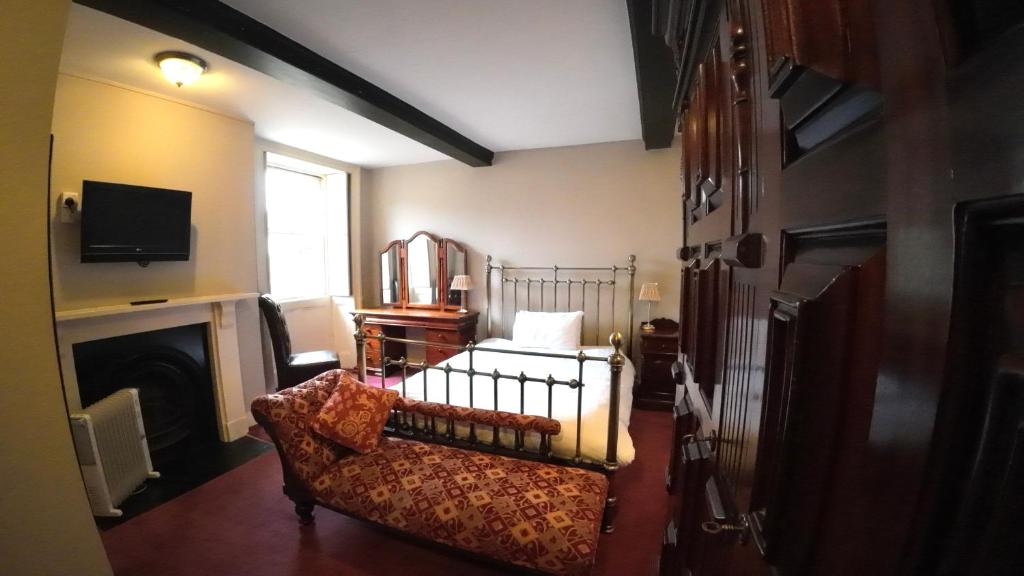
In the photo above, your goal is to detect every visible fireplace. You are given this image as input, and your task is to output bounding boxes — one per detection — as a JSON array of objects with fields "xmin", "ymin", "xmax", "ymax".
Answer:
[
  {"xmin": 73, "ymin": 324, "xmax": 218, "ymax": 464},
  {"xmin": 55, "ymin": 294, "xmax": 265, "ymax": 524},
  {"xmin": 56, "ymin": 294, "xmax": 255, "ymax": 445}
]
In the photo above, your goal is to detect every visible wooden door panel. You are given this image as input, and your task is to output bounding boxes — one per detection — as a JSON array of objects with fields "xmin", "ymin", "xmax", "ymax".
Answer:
[
  {"xmin": 662, "ymin": 421, "xmax": 716, "ymax": 576},
  {"xmin": 664, "ymin": 0, "xmax": 1024, "ymax": 574},
  {"xmin": 694, "ymin": 256, "xmax": 722, "ymax": 395},
  {"xmin": 947, "ymin": 357, "xmax": 1024, "ymax": 576},
  {"xmin": 666, "ymin": 385, "xmax": 695, "ymax": 494},
  {"xmin": 681, "ymin": 10, "xmax": 739, "ymax": 227},
  {"xmin": 859, "ymin": 4, "xmax": 1024, "ymax": 573},
  {"xmin": 760, "ymin": 0, "xmax": 881, "ymax": 163},
  {"xmin": 717, "ymin": 280, "xmax": 758, "ymax": 498},
  {"xmin": 688, "ymin": 64, "xmax": 707, "ymax": 224},
  {"xmin": 937, "ymin": 0, "xmax": 1024, "ymax": 65},
  {"xmin": 678, "ymin": 253, "xmax": 725, "ymax": 414},
  {"xmin": 761, "ymin": 0, "xmax": 877, "ymax": 84},
  {"xmin": 702, "ymin": 45, "xmax": 725, "ymax": 212},
  {"xmin": 681, "ymin": 257, "xmax": 701, "ymax": 365},
  {"xmin": 745, "ymin": 223, "xmax": 885, "ymax": 575},
  {"xmin": 751, "ymin": 285, "xmax": 847, "ymax": 572},
  {"xmin": 713, "ymin": 256, "xmax": 732, "ymax": 416},
  {"xmin": 914, "ymin": 197, "xmax": 1024, "ymax": 576},
  {"xmin": 712, "ymin": 233, "xmax": 768, "ymax": 509}
]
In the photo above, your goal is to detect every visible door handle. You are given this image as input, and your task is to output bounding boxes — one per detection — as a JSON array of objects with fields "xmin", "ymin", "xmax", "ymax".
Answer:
[
  {"xmin": 701, "ymin": 514, "xmax": 751, "ymax": 545},
  {"xmin": 701, "ymin": 516, "xmax": 749, "ymax": 536}
]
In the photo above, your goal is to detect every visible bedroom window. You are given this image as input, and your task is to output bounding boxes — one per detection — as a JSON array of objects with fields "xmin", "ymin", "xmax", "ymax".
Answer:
[{"xmin": 264, "ymin": 152, "xmax": 350, "ymax": 300}]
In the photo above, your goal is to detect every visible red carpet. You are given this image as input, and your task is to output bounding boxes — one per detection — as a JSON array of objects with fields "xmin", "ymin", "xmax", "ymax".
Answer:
[
  {"xmin": 101, "ymin": 409, "xmax": 673, "ymax": 575},
  {"xmin": 347, "ymin": 368, "xmax": 421, "ymax": 390}
]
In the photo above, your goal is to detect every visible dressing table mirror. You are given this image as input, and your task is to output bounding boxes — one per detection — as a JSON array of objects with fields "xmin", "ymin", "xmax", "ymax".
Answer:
[
  {"xmin": 379, "ymin": 240, "xmax": 403, "ymax": 305},
  {"xmin": 445, "ymin": 240, "xmax": 467, "ymax": 306},
  {"xmin": 357, "ymin": 232, "xmax": 478, "ymax": 375},
  {"xmin": 373, "ymin": 231, "xmax": 469, "ymax": 311},
  {"xmin": 406, "ymin": 232, "xmax": 441, "ymax": 306}
]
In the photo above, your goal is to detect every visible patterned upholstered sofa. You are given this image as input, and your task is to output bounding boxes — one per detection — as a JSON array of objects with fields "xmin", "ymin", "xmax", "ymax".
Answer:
[{"xmin": 251, "ymin": 370, "xmax": 611, "ymax": 576}]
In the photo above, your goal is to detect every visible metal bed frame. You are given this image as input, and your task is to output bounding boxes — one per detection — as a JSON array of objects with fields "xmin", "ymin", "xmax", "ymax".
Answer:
[
  {"xmin": 353, "ymin": 254, "xmax": 637, "ymax": 530},
  {"xmin": 485, "ymin": 254, "xmax": 637, "ymax": 355}
]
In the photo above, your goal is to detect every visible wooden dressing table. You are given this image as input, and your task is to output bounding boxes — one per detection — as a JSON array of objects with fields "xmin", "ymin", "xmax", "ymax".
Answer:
[
  {"xmin": 354, "ymin": 308, "xmax": 479, "ymax": 374},
  {"xmin": 358, "ymin": 231, "xmax": 477, "ymax": 375}
]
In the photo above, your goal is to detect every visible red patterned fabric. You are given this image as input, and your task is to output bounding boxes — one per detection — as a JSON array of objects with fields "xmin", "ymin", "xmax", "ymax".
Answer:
[
  {"xmin": 250, "ymin": 370, "xmax": 350, "ymax": 484},
  {"xmin": 394, "ymin": 396, "xmax": 450, "ymax": 419},
  {"xmin": 312, "ymin": 372, "xmax": 399, "ymax": 453},
  {"xmin": 395, "ymin": 396, "xmax": 562, "ymax": 435},
  {"xmin": 311, "ymin": 437, "xmax": 607, "ymax": 575}
]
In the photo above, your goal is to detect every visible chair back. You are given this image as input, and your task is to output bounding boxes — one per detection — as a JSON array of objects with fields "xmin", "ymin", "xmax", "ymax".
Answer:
[{"xmin": 258, "ymin": 294, "xmax": 293, "ymax": 376}]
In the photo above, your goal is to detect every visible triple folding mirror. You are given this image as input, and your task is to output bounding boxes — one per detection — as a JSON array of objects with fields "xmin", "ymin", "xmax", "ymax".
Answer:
[{"xmin": 378, "ymin": 231, "xmax": 468, "ymax": 310}]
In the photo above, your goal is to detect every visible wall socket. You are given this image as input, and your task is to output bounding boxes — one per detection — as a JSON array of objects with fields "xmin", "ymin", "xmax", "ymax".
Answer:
[{"xmin": 59, "ymin": 192, "xmax": 80, "ymax": 223}]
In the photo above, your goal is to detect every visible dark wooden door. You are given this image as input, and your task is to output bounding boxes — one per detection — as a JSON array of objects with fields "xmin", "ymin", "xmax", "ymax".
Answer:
[
  {"xmin": 662, "ymin": 0, "xmax": 1024, "ymax": 574},
  {"xmin": 866, "ymin": 4, "xmax": 1024, "ymax": 573}
]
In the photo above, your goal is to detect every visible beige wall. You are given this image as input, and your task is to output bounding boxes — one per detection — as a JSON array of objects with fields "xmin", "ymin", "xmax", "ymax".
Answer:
[
  {"xmin": 363, "ymin": 139, "xmax": 681, "ymax": 342},
  {"xmin": 0, "ymin": 1, "xmax": 113, "ymax": 574},
  {"xmin": 49, "ymin": 75, "xmax": 267, "ymax": 404}
]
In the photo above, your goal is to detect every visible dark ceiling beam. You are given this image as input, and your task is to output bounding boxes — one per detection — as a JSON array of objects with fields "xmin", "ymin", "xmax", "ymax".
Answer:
[
  {"xmin": 75, "ymin": 0, "xmax": 494, "ymax": 167},
  {"xmin": 626, "ymin": 0, "xmax": 678, "ymax": 150}
]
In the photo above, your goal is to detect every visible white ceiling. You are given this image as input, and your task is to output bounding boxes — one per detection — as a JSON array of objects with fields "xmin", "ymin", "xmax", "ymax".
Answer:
[
  {"xmin": 61, "ymin": 1, "xmax": 642, "ymax": 168},
  {"xmin": 60, "ymin": 5, "xmax": 446, "ymax": 167}
]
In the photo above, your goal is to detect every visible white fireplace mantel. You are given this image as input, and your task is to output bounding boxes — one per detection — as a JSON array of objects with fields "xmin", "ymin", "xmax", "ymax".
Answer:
[{"xmin": 56, "ymin": 292, "xmax": 258, "ymax": 442}]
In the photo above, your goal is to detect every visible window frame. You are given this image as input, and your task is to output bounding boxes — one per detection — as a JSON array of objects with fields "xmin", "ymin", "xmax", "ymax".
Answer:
[{"xmin": 261, "ymin": 151, "xmax": 351, "ymax": 302}]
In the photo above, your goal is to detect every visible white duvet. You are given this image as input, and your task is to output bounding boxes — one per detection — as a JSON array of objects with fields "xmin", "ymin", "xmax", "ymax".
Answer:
[{"xmin": 396, "ymin": 338, "xmax": 636, "ymax": 465}]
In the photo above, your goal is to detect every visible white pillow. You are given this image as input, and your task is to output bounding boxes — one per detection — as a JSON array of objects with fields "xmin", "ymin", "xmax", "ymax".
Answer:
[{"xmin": 511, "ymin": 311, "xmax": 584, "ymax": 349}]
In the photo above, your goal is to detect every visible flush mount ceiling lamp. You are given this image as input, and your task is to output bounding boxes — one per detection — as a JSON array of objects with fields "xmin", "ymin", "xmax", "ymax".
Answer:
[{"xmin": 155, "ymin": 51, "xmax": 208, "ymax": 87}]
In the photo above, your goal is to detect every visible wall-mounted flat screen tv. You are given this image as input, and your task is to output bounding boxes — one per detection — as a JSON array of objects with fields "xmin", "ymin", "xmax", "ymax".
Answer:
[{"xmin": 80, "ymin": 181, "xmax": 192, "ymax": 263}]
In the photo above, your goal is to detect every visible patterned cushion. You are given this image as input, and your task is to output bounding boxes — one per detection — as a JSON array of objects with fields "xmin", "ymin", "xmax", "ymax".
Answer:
[
  {"xmin": 312, "ymin": 372, "xmax": 399, "ymax": 453},
  {"xmin": 395, "ymin": 396, "xmax": 562, "ymax": 435},
  {"xmin": 311, "ymin": 437, "xmax": 608, "ymax": 575},
  {"xmin": 250, "ymin": 369, "xmax": 349, "ymax": 484}
]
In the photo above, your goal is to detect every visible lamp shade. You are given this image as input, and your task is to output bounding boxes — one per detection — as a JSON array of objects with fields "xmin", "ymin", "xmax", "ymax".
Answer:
[
  {"xmin": 450, "ymin": 275, "xmax": 473, "ymax": 291},
  {"xmin": 155, "ymin": 51, "xmax": 208, "ymax": 87},
  {"xmin": 638, "ymin": 282, "xmax": 661, "ymax": 302}
]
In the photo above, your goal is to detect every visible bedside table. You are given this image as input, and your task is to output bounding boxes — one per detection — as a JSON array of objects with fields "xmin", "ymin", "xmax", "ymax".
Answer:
[{"xmin": 634, "ymin": 318, "xmax": 679, "ymax": 410}]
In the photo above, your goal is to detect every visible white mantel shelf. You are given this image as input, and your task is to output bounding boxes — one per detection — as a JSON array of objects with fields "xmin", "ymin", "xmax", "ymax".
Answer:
[{"xmin": 55, "ymin": 292, "xmax": 258, "ymax": 322}]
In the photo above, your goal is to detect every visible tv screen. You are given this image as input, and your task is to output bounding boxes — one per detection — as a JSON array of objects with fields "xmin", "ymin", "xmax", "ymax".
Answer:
[{"xmin": 80, "ymin": 181, "xmax": 192, "ymax": 263}]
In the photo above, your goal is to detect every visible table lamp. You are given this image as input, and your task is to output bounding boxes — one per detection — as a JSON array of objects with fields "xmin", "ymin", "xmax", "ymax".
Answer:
[
  {"xmin": 638, "ymin": 282, "xmax": 661, "ymax": 332},
  {"xmin": 450, "ymin": 275, "xmax": 473, "ymax": 313}
]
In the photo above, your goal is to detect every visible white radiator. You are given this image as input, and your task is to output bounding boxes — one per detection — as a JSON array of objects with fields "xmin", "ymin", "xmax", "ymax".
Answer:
[{"xmin": 70, "ymin": 388, "xmax": 160, "ymax": 517}]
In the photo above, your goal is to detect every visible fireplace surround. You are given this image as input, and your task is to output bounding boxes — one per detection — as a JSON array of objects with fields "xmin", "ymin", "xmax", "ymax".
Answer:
[{"xmin": 56, "ymin": 293, "xmax": 257, "ymax": 443}]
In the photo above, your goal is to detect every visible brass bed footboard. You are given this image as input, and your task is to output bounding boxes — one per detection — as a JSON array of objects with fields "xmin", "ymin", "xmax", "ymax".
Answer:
[
  {"xmin": 354, "ymin": 317, "xmax": 625, "ymax": 471},
  {"xmin": 353, "ymin": 317, "xmax": 626, "ymax": 532},
  {"xmin": 352, "ymin": 254, "xmax": 638, "ymax": 532}
]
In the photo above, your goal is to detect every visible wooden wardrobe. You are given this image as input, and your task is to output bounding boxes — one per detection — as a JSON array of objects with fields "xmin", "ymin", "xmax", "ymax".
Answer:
[{"xmin": 652, "ymin": 1, "xmax": 1024, "ymax": 575}]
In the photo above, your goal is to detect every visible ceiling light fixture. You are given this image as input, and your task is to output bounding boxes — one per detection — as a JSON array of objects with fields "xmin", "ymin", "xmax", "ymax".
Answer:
[{"xmin": 155, "ymin": 51, "xmax": 208, "ymax": 87}]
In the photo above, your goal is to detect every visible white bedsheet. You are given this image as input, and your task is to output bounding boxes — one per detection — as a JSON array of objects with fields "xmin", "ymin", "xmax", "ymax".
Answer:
[{"xmin": 397, "ymin": 338, "xmax": 636, "ymax": 465}]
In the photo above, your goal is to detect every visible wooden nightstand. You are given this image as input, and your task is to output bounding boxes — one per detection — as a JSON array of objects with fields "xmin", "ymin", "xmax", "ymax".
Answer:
[{"xmin": 634, "ymin": 318, "xmax": 679, "ymax": 410}]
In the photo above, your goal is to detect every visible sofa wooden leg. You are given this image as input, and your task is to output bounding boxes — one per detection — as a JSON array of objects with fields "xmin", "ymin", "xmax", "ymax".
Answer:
[
  {"xmin": 602, "ymin": 495, "xmax": 618, "ymax": 533},
  {"xmin": 294, "ymin": 501, "xmax": 315, "ymax": 526},
  {"xmin": 282, "ymin": 478, "xmax": 316, "ymax": 526}
]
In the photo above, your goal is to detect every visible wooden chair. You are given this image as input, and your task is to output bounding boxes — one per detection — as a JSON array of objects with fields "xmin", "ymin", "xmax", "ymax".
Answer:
[{"xmin": 257, "ymin": 294, "xmax": 341, "ymax": 391}]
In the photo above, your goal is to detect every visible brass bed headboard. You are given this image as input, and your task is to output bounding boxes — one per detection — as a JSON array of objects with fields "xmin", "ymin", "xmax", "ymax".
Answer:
[{"xmin": 484, "ymin": 254, "xmax": 637, "ymax": 357}]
